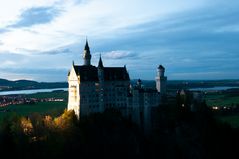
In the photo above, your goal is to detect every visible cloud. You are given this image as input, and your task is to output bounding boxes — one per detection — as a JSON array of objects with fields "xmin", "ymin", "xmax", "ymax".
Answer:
[
  {"xmin": 0, "ymin": 28, "xmax": 9, "ymax": 34},
  {"xmin": 12, "ymin": 43, "xmax": 77, "ymax": 56},
  {"xmin": 41, "ymin": 48, "xmax": 71, "ymax": 55},
  {"xmin": 0, "ymin": 67, "xmax": 68, "ymax": 82},
  {"xmin": 0, "ymin": 60, "xmax": 17, "ymax": 68},
  {"xmin": 170, "ymin": 71, "xmax": 239, "ymax": 80},
  {"xmin": 91, "ymin": 4, "xmax": 239, "ymax": 79},
  {"xmin": 0, "ymin": 51, "xmax": 27, "ymax": 60},
  {"xmin": 0, "ymin": 50, "xmax": 73, "ymax": 70},
  {"xmin": 10, "ymin": 6, "xmax": 60, "ymax": 28},
  {"xmin": 0, "ymin": 0, "xmax": 239, "ymax": 81},
  {"xmin": 103, "ymin": 50, "xmax": 136, "ymax": 59},
  {"xmin": 0, "ymin": 71, "xmax": 35, "ymax": 81},
  {"xmin": 215, "ymin": 24, "xmax": 239, "ymax": 33}
]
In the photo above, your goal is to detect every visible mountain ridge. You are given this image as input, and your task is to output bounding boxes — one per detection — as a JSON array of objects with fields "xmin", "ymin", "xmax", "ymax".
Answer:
[{"xmin": 0, "ymin": 78, "xmax": 67, "ymax": 91}]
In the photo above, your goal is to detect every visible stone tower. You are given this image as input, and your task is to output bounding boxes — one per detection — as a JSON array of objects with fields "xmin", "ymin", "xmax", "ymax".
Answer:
[
  {"xmin": 155, "ymin": 65, "xmax": 167, "ymax": 94},
  {"xmin": 82, "ymin": 39, "xmax": 91, "ymax": 66}
]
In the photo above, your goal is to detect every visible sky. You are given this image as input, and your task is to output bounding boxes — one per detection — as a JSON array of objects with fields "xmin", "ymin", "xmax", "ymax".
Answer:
[{"xmin": 0, "ymin": 0, "xmax": 239, "ymax": 82}]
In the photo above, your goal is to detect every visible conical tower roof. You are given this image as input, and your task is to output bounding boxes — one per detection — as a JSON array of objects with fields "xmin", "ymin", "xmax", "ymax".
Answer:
[{"xmin": 98, "ymin": 54, "xmax": 104, "ymax": 68}]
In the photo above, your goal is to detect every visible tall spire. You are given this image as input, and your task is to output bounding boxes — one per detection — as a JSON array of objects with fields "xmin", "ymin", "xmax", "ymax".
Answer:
[
  {"xmin": 85, "ymin": 38, "xmax": 89, "ymax": 51},
  {"xmin": 98, "ymin": 54, "xmax": 103, "ymax": 68},
  {"xmin": 82, "ymin": 38, "xmax": 91, "ymax": 66}
]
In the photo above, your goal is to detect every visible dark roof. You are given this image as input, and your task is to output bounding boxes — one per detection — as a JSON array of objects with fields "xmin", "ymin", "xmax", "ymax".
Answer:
[
  {"xmin": 73, "ymin": 65, "xmax": 130, "ymax": 82},
  {"xmin": 158, "ymin": 65, "xmax": 165, "ymax": 69},
  {"xmin": 84, "ymin": 39, "xmax": 90, "ymax": 51},
  {"xmin": 73, "ymin": 65, "xmax": 98, "ymax": 82},
  {"xmin": 104, "ymin": 67, "xmax": 130, "ymax": 81},
  {"xmin": 98, "ymin": 56, "xmax": 103, "ymax": 68},
  {"xmin": 132, "ymin": 86, "xmax": 158, "ymax": 93}
]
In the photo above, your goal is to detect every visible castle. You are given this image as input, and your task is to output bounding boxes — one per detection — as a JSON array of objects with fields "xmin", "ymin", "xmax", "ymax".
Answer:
[{"xmin": 67, "ymin": 40, "xmax": 167, "ymax": 132}]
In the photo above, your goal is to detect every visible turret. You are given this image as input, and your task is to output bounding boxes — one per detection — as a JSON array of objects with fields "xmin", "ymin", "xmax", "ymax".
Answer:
[
  {"xmin": 155, "ymin": 64, "xmax": 167, "ymax": 94},
  {"xmin": 157, "ymin": 65, "xmax": 165, "ymax": 77},
  {"xmin": 82, "ymin": 39, "xmax": 91, "ymax": 66},
  {"xmin": 137, "ymin": 79, "xmax": 142, "ymax": 88}
]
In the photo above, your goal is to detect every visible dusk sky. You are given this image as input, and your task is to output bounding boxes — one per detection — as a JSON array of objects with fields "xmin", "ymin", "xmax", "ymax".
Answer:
[{"xmin": 0, "ymin": 0, "xmax": 239, "ymax": 82}]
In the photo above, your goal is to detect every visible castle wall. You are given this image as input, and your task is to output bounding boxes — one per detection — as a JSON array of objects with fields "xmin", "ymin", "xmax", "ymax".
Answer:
[
  {"xmin": 103, "ymin": 81, "xmax": 129, "ymax": 116},
  {"xmin": 79, "ymin": 81, "xmax": 100, "ymax": 117},
  {"xmin": 68, "ymin": 67, "xmax": 80, "ymax": 118}
]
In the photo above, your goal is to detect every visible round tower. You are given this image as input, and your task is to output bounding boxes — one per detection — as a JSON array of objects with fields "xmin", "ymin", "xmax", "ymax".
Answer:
[
  {"xmin": 155, "ymin": 64, "xmax": 167, "ymax": 94},
  {"xmin": 157, "ymin": 65, "xmax": 165, "ymax": 77},
  {"xmin": 137, "ymin": 79, "xmax": 142, "ymax": 88}
]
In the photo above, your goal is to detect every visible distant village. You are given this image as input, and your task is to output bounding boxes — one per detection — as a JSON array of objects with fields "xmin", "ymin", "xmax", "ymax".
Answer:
[{"xmin": 0, "ymin": 95, "xmax": 64, "ymax": 108}]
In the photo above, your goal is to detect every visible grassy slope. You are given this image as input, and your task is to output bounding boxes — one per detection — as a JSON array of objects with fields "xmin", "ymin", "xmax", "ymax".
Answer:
[
  {"xmin": 205, "ymin": 91, "xmax": 239, "ymax": 128},
  {"xmin": 0, "ymin": 91, "xmax": 68, "ymax": 122},
  {"xmin": 7, "ymin": 101, "xmax": 67, "ymax": 116},
  {"xmin": 205, "ymin": 93, "xmax": 239, "ymax": 107},
  {"xmin": 0, "ymin": 102, "xmax": 67, "ymax": 123}
]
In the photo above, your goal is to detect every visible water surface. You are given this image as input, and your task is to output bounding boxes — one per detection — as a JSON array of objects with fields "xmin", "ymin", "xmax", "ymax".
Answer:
[
  {"xmin": 0, "ymin": 88, "xmax": 68, "ymax": 96},
  {"xmin": 189, "ymin": 86, "xmax": 239, "ymax": 91}
]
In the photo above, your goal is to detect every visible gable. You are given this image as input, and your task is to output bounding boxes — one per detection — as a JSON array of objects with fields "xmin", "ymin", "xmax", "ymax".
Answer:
[{"xmin": 68, "ymin": 65, "xmax": 79, "ymax": 82}]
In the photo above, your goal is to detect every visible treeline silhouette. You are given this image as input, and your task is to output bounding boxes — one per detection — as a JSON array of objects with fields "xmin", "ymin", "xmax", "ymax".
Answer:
[{"xmin": 0, "ymin": 101, "xmax": 239, "ymax": 159}]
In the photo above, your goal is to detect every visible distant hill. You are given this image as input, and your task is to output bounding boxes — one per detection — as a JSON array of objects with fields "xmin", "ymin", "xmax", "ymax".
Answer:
[
  {"xmin": 1, "ymin": 78, "xmax": 239, "ymax": 92},
  {"xmin": 0, "ymin": 78, "xmax": 67, "ymax": 91},
  {"xmin": 131, "ymin": 79, "xmax": 239, "ymax": 91}
]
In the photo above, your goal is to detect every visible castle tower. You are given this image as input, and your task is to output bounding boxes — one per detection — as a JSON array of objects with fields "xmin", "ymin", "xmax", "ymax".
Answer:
[
  {"xmin": 155, "ymin": 65, "xmax": 167, "ymax": 94},
  {"xmin": 98, "ymin": 55, "xmax": 104, "ymax": 112},
  {"xmin": 137, "ymin": 79, "xmax": 142, "ymax": 88},
  {"xmin": 82, "ymin": 39, "xmax": 91, "ymax": 66}
]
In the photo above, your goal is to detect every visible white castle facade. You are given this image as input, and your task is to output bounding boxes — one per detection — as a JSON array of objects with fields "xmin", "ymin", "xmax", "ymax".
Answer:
[{"xmin": 67, "ymin": 40, "xmax": 167, "ymax": 132}]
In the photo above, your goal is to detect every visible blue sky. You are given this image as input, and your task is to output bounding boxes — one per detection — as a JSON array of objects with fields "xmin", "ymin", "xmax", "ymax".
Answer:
[{"xmin": 0, "ymin": 0, "xmax": 239, "ymax": 82}]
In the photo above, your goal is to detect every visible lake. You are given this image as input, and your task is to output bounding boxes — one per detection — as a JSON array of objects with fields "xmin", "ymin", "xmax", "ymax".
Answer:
[
  {"xmin": 189, "ymin": 86, "xmax": 239, "ymax": 91},
  {"xmin": 0, "ymin": 88, "xmax": 68, "ymax": 96}
]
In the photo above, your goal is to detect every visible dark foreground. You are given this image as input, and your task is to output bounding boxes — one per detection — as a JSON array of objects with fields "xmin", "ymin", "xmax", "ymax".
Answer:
[{"xmin": 0, "ymin": 101, "xmax": 239, "ymax": 159}]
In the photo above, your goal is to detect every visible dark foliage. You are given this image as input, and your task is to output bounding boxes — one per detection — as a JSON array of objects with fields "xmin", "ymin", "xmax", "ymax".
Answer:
[{"xmin": 0, "ymin": 103, "xmax": 239, "ymax": 159}]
